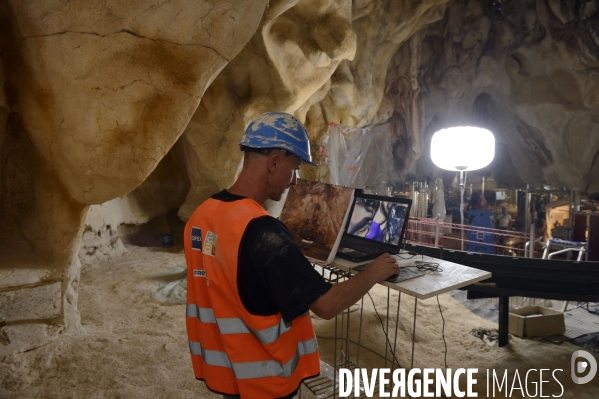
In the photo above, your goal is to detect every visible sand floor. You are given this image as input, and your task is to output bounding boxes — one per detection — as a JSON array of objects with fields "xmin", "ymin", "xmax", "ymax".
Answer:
[{"xmin": 1, "ymin": 244, "xmax": 597, "ymax": 398}]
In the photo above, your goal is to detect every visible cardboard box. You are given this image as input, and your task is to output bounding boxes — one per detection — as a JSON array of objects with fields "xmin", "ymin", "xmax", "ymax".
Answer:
[{"xmin": 508, "ymin": 306, "xmax": 566, "ymax": 338}]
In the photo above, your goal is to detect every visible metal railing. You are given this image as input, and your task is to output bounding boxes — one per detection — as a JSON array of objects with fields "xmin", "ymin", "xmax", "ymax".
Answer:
[
  {"xmin": 403, "ymin": 217, "xmax": 583, "ymax": 313},
  {"xmin": 404, "ymin": 217, "xmax": 542, "ymax": 257}
]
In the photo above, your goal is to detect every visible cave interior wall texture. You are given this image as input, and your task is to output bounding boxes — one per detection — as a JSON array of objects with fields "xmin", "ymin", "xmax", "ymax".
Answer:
[{"xmin": 1, "ymin": 0, "xmax": 598, "ymax": 354}]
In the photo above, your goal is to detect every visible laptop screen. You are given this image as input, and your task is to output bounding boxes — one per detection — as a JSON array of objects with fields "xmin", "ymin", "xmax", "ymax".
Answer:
[{"xmin": 346, "ymin": 193, "xmax": 411, "ymax": 246}]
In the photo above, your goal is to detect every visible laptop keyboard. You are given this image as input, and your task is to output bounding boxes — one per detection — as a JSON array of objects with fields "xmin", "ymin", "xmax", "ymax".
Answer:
[{"xmin": 340, "ymin": 236, "xmax": 391, "ymax": 254}]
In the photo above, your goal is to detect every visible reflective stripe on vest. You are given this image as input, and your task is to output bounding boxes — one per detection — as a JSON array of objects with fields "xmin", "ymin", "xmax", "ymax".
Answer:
[
  {"xmin": 187, "ymin": 303, "xmax": 295, "ymax": 344},
  {"xmin": 186, "ymin": 303, "xmax": 216, "ymax": 323},
  {"xmin": 189, "ymin": 337, "xmax": 318, "ymax": 379},
  {"xmin": 189, "ymin": 341, "xmax": 232, "ymax": 368},
  {"xmin": 184, "ymin": 198, "xmax": 320, "ymax": 396}
]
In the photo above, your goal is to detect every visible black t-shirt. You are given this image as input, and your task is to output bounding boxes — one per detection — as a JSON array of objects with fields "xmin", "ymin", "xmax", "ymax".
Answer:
[{"xmin": 212, "ymin": 190, "xmax": 332, "ymax": 323}]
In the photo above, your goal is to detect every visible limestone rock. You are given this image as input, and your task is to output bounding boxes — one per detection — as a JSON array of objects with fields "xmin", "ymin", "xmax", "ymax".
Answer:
[
  {"xmin": 303, "ymin": 0, "xmax": 448, "ymax": 176},
  {"xmin": 81, "ymin": 140, "xmax": 189, "ymax": 257},
  {"xmin": 0, "ymin": 282, "xmax": 61, "ymax": 322},
  {"xmin": 178, "ymin": 0, "xmax": 357, "ymax": 219},
  {"xmin": 0, "ymin": 0, "xmax": 268, "ymax": 354},
  {"xmin": 0, "ymin": 323, "xmax": 63, "ymax": 357},
  {"xmin": 0, "ymin": 254, "xmax": 52, "ymax": 290},
  {"xmin": 5, "ymin": 0, "xmax": 268, "ymax": 204},
  {"xmin": 2, "ymin": 0, "xmax": 599, "ymax": 358},
  {"xmin": 414, "ymin": 0, "xmax": 599, "ymax": 191}
]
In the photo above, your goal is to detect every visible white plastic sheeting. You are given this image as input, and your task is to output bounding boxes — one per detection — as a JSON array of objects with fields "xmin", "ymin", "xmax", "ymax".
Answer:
[
  {"xmin": 432, "ymin": 177, "xmax": 446, "ymax": 219},
  {"xmin": 319, "ymin": 123, "xmax": 393, "ymax": 192},
  {"xmin": 147, "ymin": 265, "xmax": 187, "ymax": 304}
]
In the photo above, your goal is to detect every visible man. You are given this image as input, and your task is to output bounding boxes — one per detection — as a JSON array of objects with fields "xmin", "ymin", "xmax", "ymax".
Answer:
[{"xmin": 184, "ymin": 111, "xmax": 400, "ymax": 399}]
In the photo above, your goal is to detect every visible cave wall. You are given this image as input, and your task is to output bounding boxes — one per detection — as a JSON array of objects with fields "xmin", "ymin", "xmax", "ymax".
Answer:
[
  {"xmin": 178, "ymin": 0, "xmax": 358, "ymax": 220},
  {"xmin": 0, "ymin": 0, "xmax": 268, "ymax": 355},
  {"xmin": 2, "ymin": 0, "xmax": 599, "ymax": 354},
  {"xmin": 80, "ymin": 139, "xmax": 190, "ymax": 263},
  {"xmin": 412, "ymin": 0, "xmax": 599, "ymax": 191}
]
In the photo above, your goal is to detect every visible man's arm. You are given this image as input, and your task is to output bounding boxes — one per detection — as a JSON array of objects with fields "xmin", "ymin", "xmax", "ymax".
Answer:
[{"xmin": 308, "ymin": 253, "xmax": 399, "ymax": 320}]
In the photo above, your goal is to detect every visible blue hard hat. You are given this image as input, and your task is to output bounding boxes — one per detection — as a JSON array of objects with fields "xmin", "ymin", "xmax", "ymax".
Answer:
[{"xmin": 239, "ymin": 112, "xmax": 316, "ymax": 165}]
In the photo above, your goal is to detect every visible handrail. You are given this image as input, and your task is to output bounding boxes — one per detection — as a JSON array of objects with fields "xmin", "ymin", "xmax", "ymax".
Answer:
[
  {"xmin": 405, "ymin": 217, "xmax": 540, "ymax": 257},
  {"xmin": 547, "ymin": 247, "xmax": 586, "ymax": 261}
]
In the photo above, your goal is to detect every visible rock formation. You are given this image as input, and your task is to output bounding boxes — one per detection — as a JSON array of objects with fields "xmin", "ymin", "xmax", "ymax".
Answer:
[
  {"xmin": 0, "ymin": 0, "xmax": 268, "ymax": 354},
  {"xmin": 1, "ymin": 0, "xmax": 599, "ymax": 354},
  {"xmin": 413, "ymin": 0, "xmax": 599, "ymax": 191},
  {"xmin": 178, "ymin": 0, "xmax": 357, "ymax": 220}
]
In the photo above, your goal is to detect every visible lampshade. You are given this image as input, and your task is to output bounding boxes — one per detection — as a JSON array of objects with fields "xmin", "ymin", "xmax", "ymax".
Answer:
[{"xmin": 430, "ymin": 126, "xmax": 495, "ymax": 171}]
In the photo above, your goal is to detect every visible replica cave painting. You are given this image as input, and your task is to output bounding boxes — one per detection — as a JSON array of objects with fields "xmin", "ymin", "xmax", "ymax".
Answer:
[
  {"xmin": 279, "ymin": 179, "xmax": 353, "ymax": 263},
  {"xmin": 1, "ymin": 0, "xmax": 599, "ymax": 353}
]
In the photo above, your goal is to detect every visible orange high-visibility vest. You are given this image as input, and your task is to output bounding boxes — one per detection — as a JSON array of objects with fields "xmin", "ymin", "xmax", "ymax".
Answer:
[{"xmin": 184, "ymin": 197, "xmax": 320, "ymax": 398}]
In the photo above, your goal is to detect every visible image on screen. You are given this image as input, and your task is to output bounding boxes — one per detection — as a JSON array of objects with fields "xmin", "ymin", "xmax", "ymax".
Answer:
[{"xmin": 346, "ymin": 198, "xmax": 408, "ymax": 245}]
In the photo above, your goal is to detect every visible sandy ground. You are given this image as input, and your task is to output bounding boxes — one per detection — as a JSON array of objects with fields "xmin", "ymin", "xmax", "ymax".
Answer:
[{"xmin": 1, "ymin": 244, "xmax": 598, "ymax": 398}]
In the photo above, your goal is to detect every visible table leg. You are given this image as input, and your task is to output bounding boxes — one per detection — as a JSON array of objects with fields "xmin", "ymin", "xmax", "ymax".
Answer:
[
  {"xmin": 498, "ymin": 296, "xmax": 509, "ymax": 347},
  {"xmin": 345, "ymin": 300, "xmax": 351, "ymax": 367},
  {"xmin": 391, "ymin": 292, "xmax": 402, "ymax": 370},
  {"xmin": 385, "ymin": 287, "xmax": 390, "ymax": 368},
  {"xmin": 411, "ymin": 298, "xmax": 418, "ymax": 370},
  {"xmin": 356, "ymin": 297, "xmax": 364, "ymax": 367},
  {"xmin": 333, "ymin": 281, "xmax": 338, "ymax": 397},
  {"xmin": 333, "ymin": 303, "xmax": 348, "ymax": 398}
]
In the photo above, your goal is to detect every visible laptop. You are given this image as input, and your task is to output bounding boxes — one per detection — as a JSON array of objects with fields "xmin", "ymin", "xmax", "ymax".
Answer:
[{"xmin": 336, "ymin": 190, "xmax": 412, "ymax": 262}]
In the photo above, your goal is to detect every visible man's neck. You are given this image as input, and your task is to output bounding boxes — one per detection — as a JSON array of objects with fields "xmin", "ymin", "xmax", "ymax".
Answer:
[{"xmin": 228, "ymin": 176, "xmax": 268, "ymax": 205}]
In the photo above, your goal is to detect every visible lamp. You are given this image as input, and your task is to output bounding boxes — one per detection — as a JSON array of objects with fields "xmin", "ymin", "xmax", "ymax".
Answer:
[{"xmin": 431, "ymin": 126, "xmax": 495, "ymax": 250}]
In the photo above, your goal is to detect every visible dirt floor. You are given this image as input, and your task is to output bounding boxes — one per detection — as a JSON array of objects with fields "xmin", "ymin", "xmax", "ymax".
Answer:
[{"xmin": 1, "ymin": 244, "xmax": 598, "ymax": 398}]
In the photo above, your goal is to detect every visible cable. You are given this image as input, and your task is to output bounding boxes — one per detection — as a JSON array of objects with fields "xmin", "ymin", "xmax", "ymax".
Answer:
[
  {"xmin": 366, "ymin": 292, "xmax": 403, "ymax": 367},
  {"xmin": 313, "ymin": 334, "xmax": 396, "ymax": 362},
  {"xmin": 403, "ymin": 261, "xmax": 443, "ymax": 273},
  {"xmin": 437, "ymin": 295, "xmax": 448, "ymax": 370},
  {"xmin": 567, "ymin": 302, "xmax": 599, "ymax": 315},
  {"xmin": 398, "ymin": 253, "xmax": 443, "ymax": 272},
  {"xmin": 366, "ymin": 292, "xmax": 449, "ymax": 371},
  {"xmin": 401, "ymin": 260, "xmax": 443, "ymax": 272},
  {"xmin": 340, "ymin": 258, "xmax": 448, "ymax": 374},
  {"xmin": 395, "ymin": 253, "xmax": 418, "ymax": 260}
]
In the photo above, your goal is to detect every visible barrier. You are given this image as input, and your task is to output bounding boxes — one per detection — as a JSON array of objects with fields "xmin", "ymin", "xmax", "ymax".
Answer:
[{"xmin": 406, "ymin": 217, "xmax": 540, "ymax": 257}]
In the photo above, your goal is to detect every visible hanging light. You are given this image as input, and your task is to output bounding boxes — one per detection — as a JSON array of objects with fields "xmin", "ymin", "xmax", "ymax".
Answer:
[
  {"xmin": 430, "ymin": 126, "xmax": 495, "ymax": 250},
  {"xmin": 431, "ymin": 126, "xmax": 495, "ymax": 172}
]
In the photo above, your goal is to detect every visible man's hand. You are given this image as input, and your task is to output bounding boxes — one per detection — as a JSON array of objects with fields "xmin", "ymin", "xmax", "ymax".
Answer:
[
  {"xmin": 363, "ymin": 252, "xmax": 400, "ymax": 282},
  {"xmin": 309, "ymin": 252, "xmax": 400, "ymax": 320}
]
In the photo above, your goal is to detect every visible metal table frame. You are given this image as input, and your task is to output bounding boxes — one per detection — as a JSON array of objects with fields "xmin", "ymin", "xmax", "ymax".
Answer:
[{"xmin": 306, "ymin": 255, "xmax": 491, "ymax": 398}]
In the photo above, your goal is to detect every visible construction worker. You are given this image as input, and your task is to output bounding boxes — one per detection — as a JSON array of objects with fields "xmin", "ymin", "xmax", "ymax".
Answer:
[{"xmin": 184, "ymin": 111, "xmax": 400, "ymax": 399}]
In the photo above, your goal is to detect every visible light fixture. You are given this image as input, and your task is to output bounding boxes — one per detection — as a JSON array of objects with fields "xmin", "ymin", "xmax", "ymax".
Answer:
[{"xmin": 431, "ymin": 126, "xmax": 495, "ymax": 250}]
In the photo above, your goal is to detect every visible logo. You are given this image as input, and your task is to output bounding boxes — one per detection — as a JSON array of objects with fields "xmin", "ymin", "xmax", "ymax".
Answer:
[
  {"xmin": 339, "ymin": 368, "xmax": 569, "ymax": 397},
  {"xmin": 193, "ymin": 270, "xmax": 206, "ymax": 277},
  {"xmin": 338, "ymin": 368, "xmax": 479, "ymax": 397},
  {"xmin": 203, "ymin": 231, "xmax": 217, "ymax": 256},
  {"xmin": 191, "ymin": 227, "xmax": 202, "ymax": 251},
  {"xmin": 571, "ymin": 350, "xmax": 597, "ymax": 384}
]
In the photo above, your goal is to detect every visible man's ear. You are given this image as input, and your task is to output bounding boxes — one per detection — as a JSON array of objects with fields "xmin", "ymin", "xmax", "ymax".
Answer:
[{"xmin": 267, "ymin": 152, "xmax": 280, "ymax": 172}]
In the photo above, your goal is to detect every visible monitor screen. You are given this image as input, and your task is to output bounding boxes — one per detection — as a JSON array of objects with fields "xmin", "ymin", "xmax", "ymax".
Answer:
[{"xmin": 346, "ymin": 198, "xmax": 409, "ymax": 245}]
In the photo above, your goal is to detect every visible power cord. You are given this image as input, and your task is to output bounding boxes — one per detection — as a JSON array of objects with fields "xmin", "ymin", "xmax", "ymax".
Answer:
[
  {"xmin": 341, "ymin": 253, "xmax": 449, "ymax": 372},
  {"xmin": 567, "ymin": 302, "xmax": 599, "ymax": 316},
  {"xmin": 437, "ymin": 296, "xmax": 448, "ymax": 370},
  {"xmin": 399, "ymin": 252, "xmax": 443, "ymax": 272},
  {"xmin": 395, "ymin": 253, "xmax": 418, "ymax": 260},
  {"xmin": 404, "ymin": 261, "xmax": 443, "ymax": 272},
  {"xmin": 403, "ymin": 256, "xmax": 442, "ymax": 273},
  {"xmin": 366, "ymin": 292, "xmax": 403, "ymax": 367},
  {"xmin": 365, "ymin": 292, "xmax": 449, "ymax": 371}
]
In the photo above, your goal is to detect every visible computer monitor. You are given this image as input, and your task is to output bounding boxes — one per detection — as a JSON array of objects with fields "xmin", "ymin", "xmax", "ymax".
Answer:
[{"xmin": 346, "ymin": 192, "xmax": 411, "ymax": 246}]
